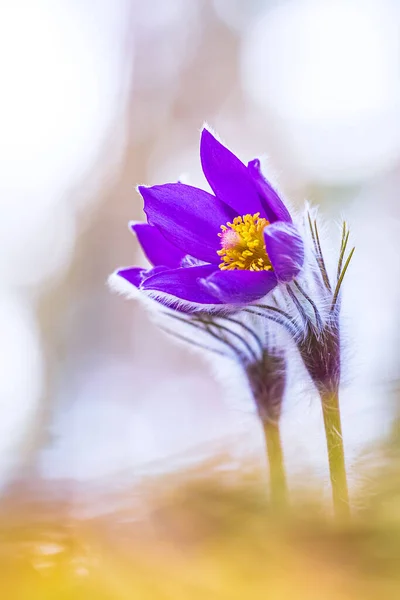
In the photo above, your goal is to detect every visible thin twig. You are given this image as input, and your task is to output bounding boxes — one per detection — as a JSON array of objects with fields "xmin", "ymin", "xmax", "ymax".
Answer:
[
  {"xmin": 218, "ymin": 315, "xmax": 265, "ymax": 357},
  {"xmin": 253, "ymin": 304, "xmax": 292, "ymax": 320},
  {"xmin": 159, "ymin": 327, "xmax": 229, "ymax": 358},
  {"xmin": 307, "ymin": 212, "xmax": 331, "ymax": 291},
  {"xmin": 331, "ymin": 247, "xmax": 355, "ymax": 311},
  {"xmin": 244, "ymin": 309, "xmax": 299, "ymax": 338},
  {"xmin": 245, "ymin": 305, "xmax": 300, "ymax": 338},
  {"xmin": 205, "ymin": 319, "xmax": 260, "ymax": 363},
  {"xmin": 163, "ymin": 312, "xmax": 242, "ymax": 359},
  {"xmin": 286, "ymin": 286, "xmax": 309, "ymax": 327},
  {"xmin": 293, "ymin": 280, "xmax": 323, "ymax": 330},
  {"xmin": 314, "ymin": 218, "xmax": 332, "ymax": 291},
  {"xmin": 337, "ymin": 224, "xmax": 349, "ymax": 281},
  {"xmin": 252, "ymin": 303, "xmax": 301, "ymax": 332},
  {"xmin": 190, "ymin": 314, "xmax": 259, "ymax": 363}
]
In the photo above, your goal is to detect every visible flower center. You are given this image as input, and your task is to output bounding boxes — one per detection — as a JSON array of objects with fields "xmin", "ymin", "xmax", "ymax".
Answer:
[{"xmin": 217, "ymin": 212, "xmax": 272, "ymax": 271}]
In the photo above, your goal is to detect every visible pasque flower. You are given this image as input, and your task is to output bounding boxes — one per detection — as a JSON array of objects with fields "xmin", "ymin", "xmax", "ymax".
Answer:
[
  {"xmin": 113, "ymin": 128, "xmax": 304, "ymax": 311},
  {"xmin": 109, "ymin": 127, "xmax": 356, "ymax": 516}
]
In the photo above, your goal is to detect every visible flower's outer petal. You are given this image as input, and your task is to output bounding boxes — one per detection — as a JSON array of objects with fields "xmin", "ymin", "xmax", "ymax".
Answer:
[
  {"xmin": 116, "ymin": 264, "xmax": 170, "ymax": 288},
  {"xmin": 248, "ymin": 159, "xmax": 292, "ymax": 223},
  {"xmin": 200, "ymin": 128, "xmax": 263, "ymax": 216},
  {"xmin": 130, "ymin": 222, "xmax": 185, "ymax": 268},
  {"xmin": 110, "ymin": 265, "xmax": 176, "ymax": 304},
  {"xmin": 116, "ymin": 266, "xmax": 147, "ymax": 287},
  {"xmin": 201, "ymin": 269, "xmax": 277, "ymax": 304},
  {"xmin": 139, "ymin": 183, "xmax": 235, "ymax": 264},
  {"xmin": 141, "ymin": 264, "xmax": 223, "ymax": 306},
  {"xmin": 264, "ymin": 222, "xmax": 304, "ymax": 282}
]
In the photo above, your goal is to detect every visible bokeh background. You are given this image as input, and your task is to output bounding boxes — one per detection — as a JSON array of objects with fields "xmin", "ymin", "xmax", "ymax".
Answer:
[{"xmin": 1, "ymin": 0, "xmax": 400, "ymax": 521}]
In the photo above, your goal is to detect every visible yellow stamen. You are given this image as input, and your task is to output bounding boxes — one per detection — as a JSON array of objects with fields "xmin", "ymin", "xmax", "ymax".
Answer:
[{"xmin": 217, "ymin": 213, "xmax": 272, "ymax": 271}]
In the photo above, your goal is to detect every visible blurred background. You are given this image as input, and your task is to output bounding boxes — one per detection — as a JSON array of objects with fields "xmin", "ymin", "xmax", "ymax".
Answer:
[{"xmin": 2, "ymin": 0, "xmax": 400, "ymax": 596}]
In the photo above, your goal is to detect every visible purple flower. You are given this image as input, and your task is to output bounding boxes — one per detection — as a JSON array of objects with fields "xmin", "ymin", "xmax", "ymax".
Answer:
[{"xmin": 113, "ymin": 128, "xmax": 304, "ymax": 312}]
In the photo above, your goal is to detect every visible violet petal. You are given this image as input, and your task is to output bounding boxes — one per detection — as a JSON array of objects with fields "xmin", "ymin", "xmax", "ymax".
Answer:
[
  {"xmin": 202, "ymin": 269, "xmax": 278, "ymax": 304},
  {"xmin": 130, "ymin": 222, "xmax": 185, "ymax": 268},
  {"xmin": 140, "ymin": 183, "xmax": 235, "ymax": 264},
  {"xmin": 200, "ymin": 128, "xmax": 263, "ymax": 216},
  {"xmin": 264, "ymin": 222, "xmax": 304, "ymax": 282},
  {"xmin": 248, "ymin": 159, "xmax": 292, "ymax": 223},
  {"xmin": 141, "ymin": 264, "xmax": 223, "ymax": 306},
  {"xmin": 116, "ymin": 266, "xmax": 147, "ymax": 288}
]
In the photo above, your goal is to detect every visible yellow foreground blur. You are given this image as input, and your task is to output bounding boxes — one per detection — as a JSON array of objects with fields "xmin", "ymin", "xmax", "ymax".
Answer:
[{"xmin": 1, "ymin": 455, "xmax": 400, "ymax": 600}]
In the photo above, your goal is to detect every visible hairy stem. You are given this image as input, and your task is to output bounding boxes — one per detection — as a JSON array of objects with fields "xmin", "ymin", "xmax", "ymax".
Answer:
[
  {"xmin": 320, "ymin": 390, "xmax": 350, "ymax": 519},
  {"xmin": 262, "ymin": 419, "xmax": 288, "ymax": 511}
]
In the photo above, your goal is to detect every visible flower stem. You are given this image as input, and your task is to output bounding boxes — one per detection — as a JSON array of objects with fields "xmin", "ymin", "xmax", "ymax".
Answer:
[
  {"xmin": 320, "ymin": 391, "xmax": 350, "ymax": 519},
  {"xmin": 262, "ymin": 419, "xmax": 288, "ymax": 511}
]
